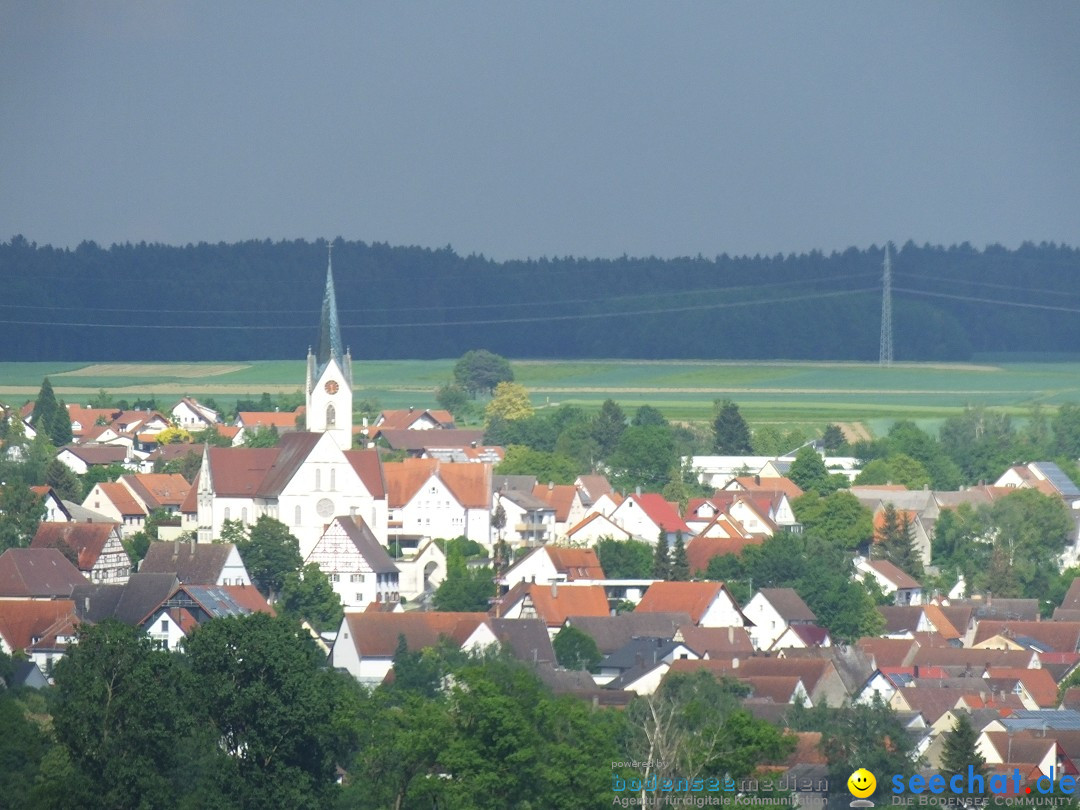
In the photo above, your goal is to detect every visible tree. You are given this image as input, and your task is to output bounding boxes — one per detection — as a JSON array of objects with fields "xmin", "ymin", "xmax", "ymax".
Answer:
[
  {"xmin": 631, "ymin": 405, "xmax": 669, "ymax": 428},
  {"xmin": 235, "ymin": 516, "xmax": 303, "ymax": 600},
  {"xmin": 552, "ymin": 625, "xmax": 602, "ymax": 671},
  {"xmin": 154, "ymin": 425, "xmax": 193, "ymax": 445},
  {"xmin": 278, "ymin": 563, "xmax": 344, "ymax": 633},
  {"xmin": 243, "ymin": 425, "xmax": 280, "ymax": 448},
  {"xmin": 793, "ymin": 490, "xmax": 873, "ymax": 551},
  {"xmin": 495, "ymin": 445, "xmax": 578, "ymax": 484},
  {"xmin": 787, "ymin": 445, "xmax": 833, "ymax": 493},
  {"xmin": 940, "ymin": 713, "xmax": 988, "ymax": 798},
  {"xmin": 817, "ymin": 696, "xmax": 919, "ymax": 799},
  {"xmin": 123, "ymin": 508, "xmax": 176, "ymax": 564},
  {"xmin": 1053, "ymin": 402, "xmax": 1080, "ymax": 458},
  {"xmin": 854, "ymin": 452, "xmax": 931, "ymax": 490},
  {"xmin": 0, "ymin": 483, "xmax": 45, "ymax": 552},
  {"xmin": 0, "ymin": 694, "xmax": 49, "ymax": 808},
  {"xmin": 453, "ymin": 349, "xmax": 514, "ymax": 397},
  {"xmin": 433, "ymin": 544, "xmax": 494, "ymax": 612},
  {"xmin": 609, "ymin": 425, "xmax": 677, "ymax": 491},
  {"xmin": 184, "ymin": 613, "xmax": 352, "ymax": 809},
  {"xmin": 592, "ymin": 399, "xmax": 627, "ymax": 458},
  {"xmin": 491, "ymin": 501, "xmax": 507, "ymax": 542},
  {"xmin": 653, "ymin": 530, "xmax": 671, "ymax": 580},
  {"xmin": 670, "ymin": 533, "xmax": 689, "ymax": 581},
  {"xmin": 821, "ymin": 423, "xmax": 846, "ymax": 451},
  {"xmin": 44, "ymin": 458, "xmax": 82, "ymax": 502},
  {"xmin": 712, "ymin": 399, "xmax": 752, "ymax": 453},
  {"xmin": 434, "ymin": 381, "xmax": 471, "ymax": 420},
  {"xmin": 31, "ymin": 377, "xmax": 71, "ymax": 447},
  {"xmin": 595, "ymin": 538, "xmax": 653, "ymax": 579},
  {"xmin": 483, "ymin": 381, "xmax": 533, "ymax": 425},
  {"xmin": 876, "ymin": 503, "xmax": 924, "ymax": 578}
]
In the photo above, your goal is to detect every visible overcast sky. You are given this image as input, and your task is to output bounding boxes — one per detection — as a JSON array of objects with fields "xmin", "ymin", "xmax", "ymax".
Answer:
[{"xmin": 2, "ymin": 2, "xmax": 1078, "ymax": 261}]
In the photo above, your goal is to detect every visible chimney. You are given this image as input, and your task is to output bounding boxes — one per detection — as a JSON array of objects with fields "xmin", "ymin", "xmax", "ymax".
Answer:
[
  {"xmin": 551, "ymin": 580, "xmax": 558, "ymax": 598},
  {"xmin": 548, "ymin": 481, "xmax": 554, "ymax": 491},
  {"xmin": 913, "ymin": 664, "xmax": 919, "ymax": 679},
  {"xmin": 409, "ymin": 405, "xmax": 415, "ymax": 413},
  {"xmin": 754, "ymin": 474, "xmax": 760, "ymax": 485}
]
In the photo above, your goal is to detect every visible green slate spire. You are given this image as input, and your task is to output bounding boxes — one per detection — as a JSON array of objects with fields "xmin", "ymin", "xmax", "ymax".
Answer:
[{"xmin": 316, "ymin": 242, "xmax": 344, "ymax": 373}]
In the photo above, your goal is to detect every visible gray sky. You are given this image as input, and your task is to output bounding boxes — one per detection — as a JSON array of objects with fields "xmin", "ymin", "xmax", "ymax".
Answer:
[{"xmin": 2, "ymin": 2, "xmax": 1078, "ymax": 260}]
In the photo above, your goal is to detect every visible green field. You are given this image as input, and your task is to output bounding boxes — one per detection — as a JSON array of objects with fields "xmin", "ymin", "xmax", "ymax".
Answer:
[{"xmin": 2, "ymin": 359, "xmax": 1078, "ymax": 438}]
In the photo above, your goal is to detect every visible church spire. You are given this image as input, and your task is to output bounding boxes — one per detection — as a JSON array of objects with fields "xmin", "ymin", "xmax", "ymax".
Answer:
[{"xmin": 316, "ymin": 241, "xmax": 344, "ymax": 373}]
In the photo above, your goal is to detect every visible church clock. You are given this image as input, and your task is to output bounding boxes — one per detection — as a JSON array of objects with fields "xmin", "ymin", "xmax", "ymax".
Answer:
[{"xmin": 324, "ymin": 380, "xmax": 339, "ymax": 394}]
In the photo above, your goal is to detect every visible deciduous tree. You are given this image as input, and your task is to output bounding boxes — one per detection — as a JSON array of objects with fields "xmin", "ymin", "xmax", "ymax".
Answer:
[
  {"xmin": 236, "ymin": 516, "xmax": 303, "ymax": 600},
  {"xmin": 453, "ymin": 349, "xmax": 514, "ymax": 397},
  {"xmin": 278, "ymin": 562, "xmax": 344, "ymax": 633}
]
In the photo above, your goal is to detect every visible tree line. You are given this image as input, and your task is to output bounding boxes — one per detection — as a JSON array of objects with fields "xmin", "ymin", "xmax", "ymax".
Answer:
[{"xmin": 2, "ymin": 235, "xmax": 1079, "ymax": 361}]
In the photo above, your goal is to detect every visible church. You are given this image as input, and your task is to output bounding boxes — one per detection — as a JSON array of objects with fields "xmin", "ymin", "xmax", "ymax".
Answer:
[{"xmin": 184, "ymin": 251, "xmax": 389, "ymax": 558}]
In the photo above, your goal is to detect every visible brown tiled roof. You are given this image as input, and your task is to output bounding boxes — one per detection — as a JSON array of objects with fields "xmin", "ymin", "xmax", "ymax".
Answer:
[
  {"xmin": 0, "ymin": 548, "xmax": 89, "ymax": 597},
  {"xmin": 912, "ymin": 646, "xmax": 1037, "ymax": 670},
  {"xmin": 565, "ymin": 612, "xmax": 691, "ymax": 654},
  {"xmin": 531, "ymin": 483, "xmax": 578, "ymax": 522},
  {"xmin": 856, "ymin": 637, "xmax": 920, "ymax": 669},
  {"xmin": 677, "ymin": 624, "xmax": 755, "ymax": 657},
  {"xmin": 140, "ymin": 541, "xmax": 237, "ymax": 584},
  {"xmin": 258, "ymin": 432, "xmax": 324, "ymax": 496},
  {"xmin": 206, "ymin": 446, "xmax": 280, "ymax": 497},
  {"xmin": 864, "ymin": 559, "xmax": 922, "ymax": 589},
  {"xmin": 342, "ymin": 449, "xmax": 386, "ymax": 499},
  {"xmin": 120, "ymin": 473, "xmax": 191, "ymax": 510},
  {"xmin": 0, "ymin": 599, "xmax": 77, "ymax": 651},
  {"xmin": 730, "ymin": 477, "xmax": 804, "ymax": 499},
  {"xmin": 1062, "ymin": 579, "xmax": 1080, "ymax": 611},
  {"xmin": 237, "ymin": 411, "xmax": 301, "ymax": 429},
  {"xmin": 218, "ymin": 585, "xmax": 275, "ymax": 616},
  {"xmin": 384, "ymin": 458, "xmax": 490, "ymax": 509},
  {"xmin": 94, "ymin": 482, "xmax": 147, "ymax": 517},
  {"xmin": 759, "ymin": 588, "xmax": 817, "ymax": 622},
  {"xmin": 897, "ymin": 688, "xmax": 984, "ymax": 724},
  {"xmin": 376, "ymin": 409, "xmax": 454, "ymax": 430},
  {"xmin": 922, "ymin": 604, "xmax": 962, "ymax": 640},
  {"xmin": 983, "ymin": 731, "xmax": 1057, "ymax": 765},
  {"xmin": 487, "ymin": 617, "xmax": 555, "ymax": 664},
  {"xmin": 737, "ymin": 675, "xmax": 804, "ymax": 703},
  {"xmin": 30, "ymin": 522, "xmax": 123, "ymax": 571},
  {"xmin": 667, "ymin": 656, "xmax": 834, "ymax": 696},
  {"xmin": 375, "ymin": 428, "xmax": 485, "ymax": 451},
  {"xmin": 338, "ymin": 611, "xmax": 488, "ymax": 657},
  {"xmin": 878, "ymin": 605, "xmax": 925, "ymax": 634},
  {"xmin": 60, "ymin": 444, "xmax": 129, "ymax": 465},
  {"xmin": 636, "ymin": 581, "xmax": 729, "ymax": 624},
  {"xmin": 545, "ymin": 547, "xmax": 605, "ymax": 580},
  {"xmin": 974, "ymin": 621, "xmax": 1080, "ymax": 653},
  {"xmin": 984, "ymin": 667, "xmax": 1059, "ymax": 707},
  {"xmin": 575, "ymin": 475, "xmax": 613, "ymax": 504},
  {"xmin": 687, "ymin": 534, "xmax": 764, "ymax": 573},
  {"xmin": 334, "ymin": 517, "xmax": 399, "ymax": 575}
]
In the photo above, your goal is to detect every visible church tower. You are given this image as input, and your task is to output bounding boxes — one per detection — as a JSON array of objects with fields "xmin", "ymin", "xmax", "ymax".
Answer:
[{"xmin": 305, "ymin": 245, "xmax": 354, "ymax": 450}]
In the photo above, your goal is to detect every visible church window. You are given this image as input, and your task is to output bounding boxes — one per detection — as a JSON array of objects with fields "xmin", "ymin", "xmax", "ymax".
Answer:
[
  {"xmin": 326, "ymin": 404, "xmax": 336, "ymax": 428},
  {"xmin": 330, "ymin": 468, "xmax": 336, "ymax": 490},
  {"xmin": 315, "ymin": 469, "xmax": 322, "ymax": 490},
  {"xmin": 224, "ymin": 507, "xmax": 231, "ymax": 521},
  {"xmin": 294, "ymin": 505, "xmax": 302, "ymax": 525},
  {"xmin": 241, "ymin": 507, "xmax": 248, "ymax": 523}
]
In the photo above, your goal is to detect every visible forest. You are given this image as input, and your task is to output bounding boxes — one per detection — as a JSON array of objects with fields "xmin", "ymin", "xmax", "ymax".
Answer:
[{"xmin": 1, "ymin": 236, "xmax": 1078, "ymax": 361}]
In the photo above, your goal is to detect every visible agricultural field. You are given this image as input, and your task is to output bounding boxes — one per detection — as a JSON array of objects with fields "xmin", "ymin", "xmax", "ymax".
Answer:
[{"xmin": 1, "ymin": 359, "xmax": 1078, "ymax": 439}]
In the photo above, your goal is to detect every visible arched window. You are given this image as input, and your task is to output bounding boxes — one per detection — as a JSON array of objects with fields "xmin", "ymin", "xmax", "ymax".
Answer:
[
  {"xmin": 294, "ymin": 505, "xmax": 302, "ymax": 526},
  {"xmin": 223, "ymin": 507, "xmax": 231, "ymax": 521},
  {"xmin": 241, "ymin": 507, "xmax": 248, "ymax": 523},
  {"xmin": 326, "ymin": 404, "xmax": 336, "ymax": 427},
  {"xmin": 315, "ymin": 469, "xmax": 322, "ymax": 490},
  {"xmin": 330, "ymin": 468, "xmax": 336, "ymax": 490}
]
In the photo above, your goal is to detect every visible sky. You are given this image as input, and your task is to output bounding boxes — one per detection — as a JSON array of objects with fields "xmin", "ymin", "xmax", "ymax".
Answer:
[{"xmin": 2, "ymin": 2, "xmax": 1079, "ymax": 261}]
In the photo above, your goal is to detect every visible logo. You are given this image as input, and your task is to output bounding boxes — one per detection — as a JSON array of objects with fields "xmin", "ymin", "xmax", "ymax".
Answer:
[{"xmin": 849, "ymin": 768, "xmax": 877, "ymax": 806}]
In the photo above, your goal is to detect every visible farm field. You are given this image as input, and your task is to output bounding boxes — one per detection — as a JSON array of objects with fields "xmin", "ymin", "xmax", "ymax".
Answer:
[{"xmin": 1, "ymin": 359, "xmax": 1078, "ymax": 438}]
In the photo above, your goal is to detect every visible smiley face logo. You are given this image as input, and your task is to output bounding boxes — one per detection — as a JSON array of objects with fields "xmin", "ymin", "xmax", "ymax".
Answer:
[{"xmin": 848, "ymin": 768, "xmax": 876, "ymax": 798}]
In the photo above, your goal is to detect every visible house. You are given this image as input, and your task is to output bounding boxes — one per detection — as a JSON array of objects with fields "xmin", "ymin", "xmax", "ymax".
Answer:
[
  {"xmin": 666, "ymin": 656, "xmax": 850, "ymax": 707},
  {"xmin": 684, "ymin": 534, "xmax": 764, "ymax": 576},
  {"xmin": 770, "ymin": 623, "xmax": 831, "ymax": 652},
  {"xmin": 493, "ymin": 487, "xmax": 556, "ymax": 545},
  {"xmin": 140, "ymin": 540, "xmax": 251, "ymax": 586},
  {"xmin": 608, "ymin": 493, "xmax": 690, "ymax": 543},
  {"xmin": 496, "ymin": 582, "xmax": 610, "ymax": 635},
  {"xmin": 575, "ymin": 475, "xmax": 614, "ymax": 507},
  {"xmin": 995, "ymin": 462, "xmax": 1080, "ymax": 507},
  {"xmin": 385, "ymin": 458, "xmax": 492, "ymax": 548},
  {"xmin": 531, "ymin": 482, "xmax": 587, "ymax": 538},
  {"xmin": 330, "ymin": 610, "xmax": 489, "ymax": 684},
  {"xmin": 0, "ymin": 599, "xmax": 78, "ymax": 673},
  {"xmin": 564, "ymin": 612, "xmax": 692, "ymax": 655},
  {"xmin": 499, "ymin": 545, "xmax": 605, "ymax": 589},
  {"xmin": 871, "ymin": 506, "xmax": 933, "ymax": 569},
  {"xmin": 117, "ymin": 473, "xmax": 192, "ymax": 515},
  {"xmin": 305, "ymin": 516, "xmax": 400, "ymax": 610},
  {"xmin": 724, "ymin": 475, "xmax": 804, "ymax": 500},
  {"xmin": 30, "ymin": 522, "xmax": 131, "ymax": 584},
  {"xmin": 635, "ymin": 581, "xmax": 746, "ymax": 628},
  {"xmin": 56, "ymin": 444, "xmax": 133, "ymax": 475},
  {"xmin": 460, "ymin": 617, "xmax": 556, "ymax": 666},
  {"xmin": 564, "ymin": 513, "xmax": 633, "ymax": 545},
  {"xmin": 234, "ymin": 409, "xmax": 302, "ymax": 440},
  {"xmin": 595, "ymin": 636, "xmax": 699, "ymax": 686},
  {"xmin": 143, "ymin": 583, "xmax": 273, "ymax": 651},
  {"xmin": 72, "ymin": 572, "xmax": 180, "ymax": 626},
  {"xmin": 0, "ymin": 549, "xmax": 89, "ymax": 599},
  {"xmin": 742, "ymin": 588, "xmax": 817, "ymax": 651},
  {"xmin": 82, "ymin": 481, "xmax": 148, "ymax": 536},
  {"xmin": 855, "ymin": 558, "xmax": 923, "ymax": 606},
  {"xmin": 171, "ymin": 397, "xmax": 221, "ymax": 429},
  {"xmin": 374, "ymin": 408, "xmax": 455, "ymax": 431},
  {"xmin": 372, "ymin": 428, "xmax": 485, "ymax": 455},
  {"xmin": 29, "ymin": 486, "xmax": 72, "ymax": 523},
  {"xmin": 972, "ymin": 621, "xmax": 1080, "ymax": 654}
]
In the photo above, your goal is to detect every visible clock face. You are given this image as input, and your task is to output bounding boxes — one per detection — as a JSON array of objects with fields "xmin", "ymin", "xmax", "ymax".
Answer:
[{"xmin": 324, "ymin": 380, "xmax": 339, "ymax": 395}]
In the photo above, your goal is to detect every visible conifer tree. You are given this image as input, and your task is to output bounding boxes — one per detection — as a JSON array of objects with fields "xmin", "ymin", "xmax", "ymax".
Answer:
[
  {"xmin": 712, "ymin": 399, "xmax": 753, "ymax": 454},
  {"xmin": 670, "ymin": 532, "xmax": 690, "ymax": 581},
  {"xmin": 652, "ymin": 529, "xmax": 671, "ymax": 580},
  {"xmin": 941, "ymin": 713, "xmax": 987, "ymax": 797}
]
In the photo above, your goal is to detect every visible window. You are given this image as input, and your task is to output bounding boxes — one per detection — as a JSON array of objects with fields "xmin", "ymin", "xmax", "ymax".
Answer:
[
  {"xmin": 350, "ymin": 573, "xmax": 364, "ymax": 583},
  {"xmin": 356, "ymin": 593, "xmax": 363, "ymax": 602},
  {"xmin": 326, "ymin": 404, "xmax": 336, "ymax": 427},
  {"xmin": 330, "ymin": 468, "xmax": 336, "ymax": 490},
  {"xmin": 161, "ymin": 619, "xmax": 168, "ymax": 633},
  {"xmin": 315, "ymin": 469, "xmax": 322, "ymax": 490},
  {"xmin": 224, "ymin": 507, "xmax": 231, "ymax": 521},
  {"xmin": 330, "ymin": 573, "xmax": 340, "ymax": 582},
  {"xmin": 241, "ymin": 507, "xmax": 248, "ymax": 523},
  {"xmin": 294, "ymin": 505, "xmax": 302, "ymax": 525}
]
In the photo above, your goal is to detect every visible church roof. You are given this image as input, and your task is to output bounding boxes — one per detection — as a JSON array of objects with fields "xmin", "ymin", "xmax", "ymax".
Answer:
[
  {"xmin": 315, "ymin": 249, "xmax": 344, "ymax": 379},
  {"xmin": 258, "ymin": 432, "xmax": 324, "ymax": 496}
]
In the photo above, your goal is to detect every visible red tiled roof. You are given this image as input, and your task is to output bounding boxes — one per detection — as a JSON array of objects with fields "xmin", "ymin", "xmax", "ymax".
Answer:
[
  {"xmin": 219, "ymin": 585, "xmax": 275, "ymax": 616},
  {"xmin": 687, "ymin": 535, "xmax": 765, "ymax": 575},
  {"xmin": 984, "ymin": 667, "xmax": 1060, "ymax": 708},
  {"xmin": 237, "ymin": 411, "xmax": 301, "ymax": 429},
  {"xmin": 206, "ymin": 446, "xmax": 280, "ymax": 497},
  {"xmin": 344, "ymin": 449, "xmax": 386, "ymax": 499},
  {"xmin": 504, "ymin": 583, "xmax": 610, "ymax": 627},
  {"xmin": 629, "ymin": 493, "xmax": 690, "ymax": 533},
  {"xmin": 339, "ymin": 611, "xmax": 488, "ymax": 657},
  {"xmin": 0, "ymin": 549, "xmax": 89, "ymax": 597},
  {"xmin": 729, "ymin": 477, "xmax": 804, "ymax": 499},
  {"xmin": 532, "ymin": 483, "xmax": 578, "ymax": 522},
  {"xmin": 636, "ymin": 581, "xmax": 729, "ymax": 624},
  {"xmin": 974, "ymin": 621, "xmax": 1080, "ymax": 653},
  {"xmin": 30, "ymin": 522, "xmax": 122, "ymax": 571},
  {"xmin": 0, "ymin": 599, "xmax": 76, "ymax": 651},
  {"xmin": 94, "ymin": 482, "xmax": 148, "ymax": 517},
  {"xmin": 120, "ymin": 473, "xmax": 191, "ymax": 510},
  {"xmin": 376, "ymin": 409, "xmax": 455, "ymax": 430},
  {"xmin": 384, "ymin": 458, "xmax": 491, "ymax": 509},
  {"xmin": 544, "ymin": 547, "xmax": 606, "ymax": 580}
]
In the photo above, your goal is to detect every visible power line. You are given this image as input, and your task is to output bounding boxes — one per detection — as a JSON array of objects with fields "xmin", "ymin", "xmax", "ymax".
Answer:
[
  {"xmin": 894, "ymin": 271, "xmax": 1080, "ymax": 299},
  {"xmin": 894, "ymin": 287, "xmax": 1080, "ymax": 314},
  {"xmin": 0, "ymin": 287, "xmax": 878, "ymax": 331}
]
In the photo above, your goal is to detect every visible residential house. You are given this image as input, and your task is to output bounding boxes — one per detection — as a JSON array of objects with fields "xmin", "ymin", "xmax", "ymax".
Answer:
[
  {"xmin": 855, "ymin": 558, "xmax": 924, "ymax": 605},
  {"xmin": 499, "ymin": 545, "xmax": 605, "ymax": 589},
  {"xmin": 608, "ymin": 493, "xmax": 691, "ymax": 544},
  {"xmin": 565, "ymin": 612, "xmax": 692, "ymax": 655},
  {"xmin": 305, "ymin": 516, "xmax": 400, "ymax": 610},
  {"xmin": 743, "ymin": 588, "xmax": 818, "ymax": 651},
  {"xmin": 871, "ymin": 506, "xmax": 933, "ymax": 569},
  {"xmin": 171, "ymin": 397, "xmax": 221, "ymax": 429},
  {"xmin": 595, "ymin": 636, "xmax": 699, "ymax": 687},
  {"xmin": 233, "ymin": 409, "xmax": 303, "ymax": 444},
  {"xmin": 82, "ymin": 482, "xmax": 148, "ymax": 536},
  {"xmin": 117, "ymin": 473, "xmax": 192, "ymax": 516},
  {"xmin": 385, "ymin": 458, "xmax": 492, "ymax": 548},
  {"xmin": 494, "ymin": 487, "xmax": 556, "ymax": 545},
  {"xmin": 393, "ymin": 538, "xmax": 447, "ymax": 603},
  {"xmin": 29, "ymin": 486, "xmax": 72, "ymax": 523},
  {"xmin": 973, "ymin": 621, "xmax": 1080, "ymax": 654},
  {"xmin": 531, "ymin": 482, "xmax": 587, "ymax": 538},
  {"xmin": 496, "ymin": 582, "xmax": 610, "ymax": 636},
  {"xmin": 564, "ymin": 513, "xmax": 633, "ymax": 545},
  {"xmin": 0, "ymin": 599, "xmax": 78, "ymax": 674},
  {"xmin": 684, "ymin": 534, "xmax": 764, "ymax": 576},
  {"xmin": 371, "ymin": 428, "xmax": 485, "ymax": 456},
  {"xmin": 56, "ymin": 444, "xmax": 133, "ymax": 475},
  {"xmin": 635, "ymin": 581, "xmax": 746, "ymax": 628},
  {"xmin": 996, "ymin": 462, "xmax": 1080, "ymax": 507},
  {"xmin": 330, "ymin": 610, "xmax": 489, "ymax": 684},
  {"xmin": 144, "ymin": 583, "xmax": 273, "ymax": 651},
  {"xmin": 30, "ymin": 522, "xmax": 131, "ymax": 584},
  {"xmin": 140, "ymin": 540, "xmax": 251, "ymax": 586},
  {"xmin": 374, "ymin": 408, "xmax": 455, "ymax": 431}
]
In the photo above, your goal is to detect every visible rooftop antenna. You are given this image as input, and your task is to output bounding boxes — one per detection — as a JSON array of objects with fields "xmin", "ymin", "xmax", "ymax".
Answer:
[{"xmin": 879, "ymin": 242, "xmax": 894, "ymax": 366}]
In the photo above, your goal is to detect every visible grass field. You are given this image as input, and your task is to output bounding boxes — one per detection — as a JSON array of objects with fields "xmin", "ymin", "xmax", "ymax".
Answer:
[{"xmin": 2, "ymin": 359, "xmax": 1078, "ymax": 438}]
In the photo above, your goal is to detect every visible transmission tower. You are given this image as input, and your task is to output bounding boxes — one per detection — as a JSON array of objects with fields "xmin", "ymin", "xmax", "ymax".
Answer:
[{"xmin": 879, "ymin": 242, "xmax": 894, "ymax": 366}]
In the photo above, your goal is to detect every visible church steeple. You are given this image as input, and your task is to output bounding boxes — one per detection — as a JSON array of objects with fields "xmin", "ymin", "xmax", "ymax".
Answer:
[{"xmin": 316, "ymin": 243, "xmax": 344, "ymax": 374}]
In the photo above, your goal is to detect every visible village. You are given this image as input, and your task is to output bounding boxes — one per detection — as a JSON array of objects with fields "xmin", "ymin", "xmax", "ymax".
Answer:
[{"xmin": 2, "ymin": 261, "xmax": 1080, "ymax": 805}]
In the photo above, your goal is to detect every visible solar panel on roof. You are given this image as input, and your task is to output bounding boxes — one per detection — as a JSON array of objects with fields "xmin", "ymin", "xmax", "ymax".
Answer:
[{"xmin": 1037, "ymin": 462, "xmax": 1080, "ymax": 499}]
